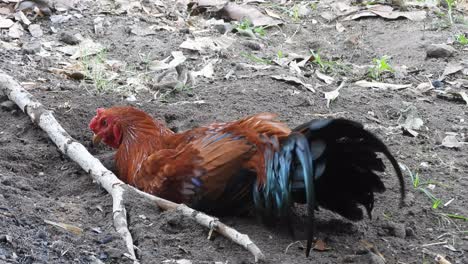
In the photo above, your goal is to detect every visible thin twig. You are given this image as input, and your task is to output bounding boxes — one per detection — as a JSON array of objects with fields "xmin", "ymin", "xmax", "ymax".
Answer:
[
  {"xmin": 421, "ymin": 241, "xmax": 448, "ymax": 247},
  {"xmin": 284, "ymin": 241, "xmax": 303, "ymax": 254},
  {"xmin": 0, "ymin": 70, "xmax": 266, "ymax": 263}
]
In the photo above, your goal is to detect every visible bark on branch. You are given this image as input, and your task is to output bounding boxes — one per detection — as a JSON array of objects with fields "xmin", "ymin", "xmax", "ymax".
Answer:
[{"xmin": 0, "ymin": 70, "xmax": 266, "ymax": 263}]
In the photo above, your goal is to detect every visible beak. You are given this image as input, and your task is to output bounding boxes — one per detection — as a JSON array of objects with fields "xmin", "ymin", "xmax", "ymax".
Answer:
[{"xmin": 92, "ymin": 134, "xmax": 102, "ymax": 145}]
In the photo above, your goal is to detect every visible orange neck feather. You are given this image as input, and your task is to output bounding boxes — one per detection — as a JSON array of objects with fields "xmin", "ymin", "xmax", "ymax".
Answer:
[{"xmin": 114, "ymin": 111, "xmax": 173, "ymax": 185}]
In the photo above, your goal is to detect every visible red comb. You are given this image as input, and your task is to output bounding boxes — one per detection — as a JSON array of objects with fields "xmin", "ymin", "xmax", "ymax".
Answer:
[{"xmin": 97, "ymin": 108, "xmax": 105, "ymax": 115}]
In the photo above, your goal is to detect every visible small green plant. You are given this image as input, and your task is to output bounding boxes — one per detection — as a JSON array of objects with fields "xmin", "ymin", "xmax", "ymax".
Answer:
[
  {"xmin": 455, "ymin": 34, "xmax": 468, "ymax": 45},
  {"xmin": 309, "ymin": 50, "xmax": 352, "ymax": 74},
  {"xmin": 368, "ymin": 56, "xmax": 394, "ymax": 80},
  {"xmin": 236, "ymin": 19, "xmax": 266, "ymax": 37},
  {"xmin": 290, "ymin": 5, "xmax": 300, "ymax": 21},
  {"xmin": 80, "ymin": 49, "xmax": 114, "ymax": 92},
  {"xmin": 445, "ymin": 0, "xmax": 456, "ymax": 25},
  {"xmin": 277, "ymin": 50, "xmax": 284, "ymax": 60},
  {"xmin": 408, "ymin": 169, "xmax": 421, "ymax": 188},
  {"xmin": 402, "ymin": 165, "xmax": 443, "ymax": 209},
  {"xmin": 175, "ymin": 83, "xmax": 192, "ymax": 93},
  {"xmin": 240, "ymin": 52, "xmax": 272, "ymax": 65},
  {"xmin": 441, "ymin": 213, "xmax": 468, "ymax": 221},
  {"xmin": 254, "ymin": 26, "xmax": 266, "ymax": 37},
  {"xmin": 310, "ymin": 49, "xmax": 332, "ymax": 72}
]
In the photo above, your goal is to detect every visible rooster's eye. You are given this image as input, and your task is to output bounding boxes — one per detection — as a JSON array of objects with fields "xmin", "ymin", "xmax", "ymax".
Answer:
[{"xmin": 102, "ymin": 119, "xmax": 107, "ymax": 126}]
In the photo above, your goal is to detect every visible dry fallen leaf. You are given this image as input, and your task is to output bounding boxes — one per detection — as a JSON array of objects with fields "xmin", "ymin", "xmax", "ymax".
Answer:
[
  {"xmin": 48, "ymin": 67, "xmax": 85, "ymax": 80},
  {"xmin": 435, "ymin": 254, "xmax": 452, "ymax": 264},
  {"xmin": 56, "ymin": 39, "xmax": 105, "ymax": 60},
  {"xmin": 44, "ymin": 219, "xmax": 83, "ymax": 235},
  {"xmin": 0, "ymin": 18, "xmax": 14, "ymax": 28},
  {"xmin": 441, "ymin": 135, "xmax": 465, "ymax": 148},
  {"xmin": 459, "ymin": 91, "xmax": 468, "ymax": 105},
  {"xmin": 237, "ymin": 63, "xmax": 271, "ymax": 71},
  {"xmin": 162, "ymin": 259, "xmax": 192, "ymax": 264},
  {"xmin": 265, "ymin": 8, "xmax": 281, "ymax": 19},
  {"xmin": 400, "ymin": 106, "xmax": 424, "ymax": 137},
  {"xmin": 179, "ymin": 36, "xmax": 234, "ymax": 51},
  {"xmin": 193, "ymin": 60, "xmax": 216, "ymax": 78},
  {"xmin": 440, "ymin": 62, "xmax": 463, "ymax": 80},
  {"xmin": 344, "ymin": 4, "xmax": 426, "ymax": 21},
  {"xmin": 130, "ymin": 25, "xmax": 156, "ymax": 36},
  {"xmin": 360, "ymin": 240, "xmax": 385, "ymax": 260},
  {"xmin": 220, "ymin": 2, "xmax": 282, "ymax": 27},
  {"xmin": 324, "ymin": 88, "xmax": 340, "ymax": 108},
  {"xmin": 313, "ymin": 239, "xmax": 331, "ymax": 251},
  {"xmin": 8, "ymin": 22, "xmax": 24, "ymax": 39},
  {"xmin": 149, "ymin": 51, "xmax": 187, "ymax": 71},
  {"xmin": 28, "ymin": 24, "xmax": 43, "ymax": 37},
  {"xmin": 316, "ymin": 71, "xmax": 334, "ymax": 84},
  {"xmin": 271, "ymin": 75, "xmax": 315, "ymax": 93},
  {"xmin": 189, "ymin": 0, "xmax": 228, "ymax": 13},
  {"xmin": 15, "ymin": 0, "xmax": 52, "ymax": 16},
  {"xmin": 335, "ymin": 22, "xmax": 345, "ymax": 33},
  {"xmin": 355, "ymin": 80, "xmax": 411, "ymax": 90}
]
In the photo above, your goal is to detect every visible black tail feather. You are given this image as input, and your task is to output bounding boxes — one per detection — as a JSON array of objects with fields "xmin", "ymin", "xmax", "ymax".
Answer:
[
  {"xmin": 293, "ymin": 118, "xmax": 405, "ymax": 256},
  {"xmin": 253, "ymin": 118, "xmax": 405, "ymax": 257}
]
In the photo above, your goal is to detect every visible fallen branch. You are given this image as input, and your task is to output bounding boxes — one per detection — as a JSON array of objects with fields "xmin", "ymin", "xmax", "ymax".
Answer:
[
  {"xmin": 0, "ymin": 70, "xmax": 265, "ymax": 263},
  {"xmin": 130, "ymin": 187, "xmax": 265, "ymax": 261}
]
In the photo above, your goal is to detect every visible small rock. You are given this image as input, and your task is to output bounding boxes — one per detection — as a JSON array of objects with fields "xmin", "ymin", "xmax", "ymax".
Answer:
[
  {"xmin": 50, "ymin": 14, "xmax": 73, "ymax": 24},
  {"xmin": 125, "ymin": 95, "xmax": 137, "ymax": 102},
  {"xmin": 242, "ymin": 40, "xmax": 262, "ymax": 51},
  {"xmin": 405, "ymin": 227, "xmax": 415, "ymax": 237},
  {"xmin": 306, "ymin": 39, "xmax": 328, "ymax": 51},
  {"xmin": 37, "ymin": 230, "xmax": 47, "ymax": 240},
  {"xmin": 0, "ymin": 18, "xmax": 14, "ymax": 29},
  {"xmin": 297, "ymin": 4, "xmax": 312, "ymax": 17},
  {"xmin": 91, "ymin": 227, "xmax": 102, "ymax": 234},
  {"xmin": 98, "ymin": 251, "xmax": 109, "ymax": 260},
  {"xmin": 432, "ymin": 80, "xmax": 444, "ymax": 88},
  {"xmin": 59, "ymin": 32, "xmax": 80, "ymax": 45},
  {"xmin": 405, "ymin": 192, "xmax": 416, "ymax": 205},
  {"xmin": 105, "ymin": 248, "xmax": 123, "ymax": 259},
  {"xmin": 98, "ymin": 236, "xmax": 114, "ymax": 244},
  {"xmin": 382, "ymin": 222, "xmax": 406, "ymax": 238},
  {"xmin": 179, "ymin": 28, "xmax": 190, "ymax": 34},
  {"xmin": 28, "ymin": 24, "xmax": 43, "ymax": 38},
  {"xmin": 16, "ymin": 0, "xmax": 52, "ymax": 16},
  {"xmin": 426, "ymin": 44, "xmax": 457, "ymax": 58},
  {"xmin": 214, "ymin": 23, "xmax": 232, "ymax": 34},
  {"xmin": 0, "ymin": 234, "xmax": 12, "ymax": 244},
  {"xmin": 394, "ymin": 65, "xmax": 408, "ymax": 79},
  {"xmin": 343, "ymin": 252, "xmax": 385, "ymax": 264},
  {"xmin": 8, "ymin": 22, "xmax": 24, "ymax": 39},
  {"xmin": 22, "ymin": 41, "xmax": 41, "ymax": 54},
  {"xmin": 0, "ymin": 100, "xmax": 16, "ymax": 111},
  {"xmin": 94, "ymin": 17, "xmax": 104, "ymax": 36}
]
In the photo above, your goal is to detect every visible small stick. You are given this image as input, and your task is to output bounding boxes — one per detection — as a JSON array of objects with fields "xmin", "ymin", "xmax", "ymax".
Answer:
[
  {"xmin": 421, "ymin": 241, "xmax": 448, "ymax": 247},
  {"xmin": 284, "ymin": 241, "xmax": 303, "ymax": 254},
  {"xmin": 0, "ymin": 70, "xmax": 265, "ymax": 263}
]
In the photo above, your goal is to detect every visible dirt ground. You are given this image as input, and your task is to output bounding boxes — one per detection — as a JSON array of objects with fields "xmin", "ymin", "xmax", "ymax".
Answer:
[{"xmin": 1, "ymin": 0, "xmax": 467, "ymax": 263}]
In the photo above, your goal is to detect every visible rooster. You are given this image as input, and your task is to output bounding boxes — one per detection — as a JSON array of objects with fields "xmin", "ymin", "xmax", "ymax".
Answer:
[{"xmin": 89, "ymin": 106, "xmax": 405, "ymax": 256}]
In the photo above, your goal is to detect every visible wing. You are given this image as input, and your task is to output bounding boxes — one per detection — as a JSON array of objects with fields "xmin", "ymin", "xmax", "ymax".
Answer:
[{"xmin": 134, "ymin": 131, "xmax": 256, "ymax": 207}]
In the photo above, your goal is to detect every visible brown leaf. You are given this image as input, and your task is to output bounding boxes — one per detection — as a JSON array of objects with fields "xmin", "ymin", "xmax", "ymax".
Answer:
[
  {"xmin": 220, "ymin": 3, "xmax": 282, "ymax": 27},
  {"xmin": 313, "ymin": 239, "xmax": 331, "ymax": 251},
  {"xmin": 44, "ymin": 219, "xmax": 83, "ymax": 235}
]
